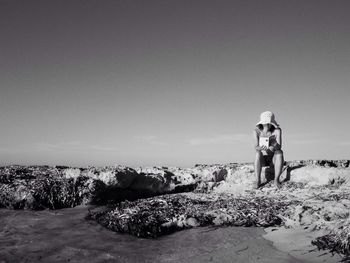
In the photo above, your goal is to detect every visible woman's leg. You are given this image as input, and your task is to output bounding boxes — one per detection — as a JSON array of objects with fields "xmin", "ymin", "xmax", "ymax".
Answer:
[
  {"xmin": 273, "ymin": 150, "xmax": 284, "ymax": 187},
  {"xmin": 255, "ymin": 150, "xmax": 264, "ymax": 188}
]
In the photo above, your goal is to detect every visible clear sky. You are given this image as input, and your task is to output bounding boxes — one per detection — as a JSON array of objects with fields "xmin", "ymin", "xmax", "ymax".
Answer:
[{"xmin": 0, "ymin": 0, "xmax": 349, "ymax": 167}]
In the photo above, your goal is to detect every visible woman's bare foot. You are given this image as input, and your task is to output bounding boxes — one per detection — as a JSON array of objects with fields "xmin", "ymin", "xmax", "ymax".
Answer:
[
  {"xmin": 255, "ymin": 182, "xmax": 261, "ymax": 189},
  {"xmin": 274, "ymin": 180, "xmax": 281, "ymax": 189}
]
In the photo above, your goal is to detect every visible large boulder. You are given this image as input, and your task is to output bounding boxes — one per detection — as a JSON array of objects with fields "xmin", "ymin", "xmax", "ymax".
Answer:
[{"xmin": 83, "ymin": 166, "xmax": 138, "ymax": 188}]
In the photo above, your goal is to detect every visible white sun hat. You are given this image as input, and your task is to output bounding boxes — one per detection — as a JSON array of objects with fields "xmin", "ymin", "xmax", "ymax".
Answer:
[{"xmin": 256, "ymin": 111, "xmax": 279, "ymax": 128}]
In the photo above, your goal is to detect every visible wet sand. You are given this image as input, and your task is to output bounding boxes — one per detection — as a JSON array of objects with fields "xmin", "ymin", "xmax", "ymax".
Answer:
[
  {"xmin": 264, "ymin": 227, "xmax": 342, "ymax": 263},
  {"xmin": 0, "ymin": 206, "xmax": 299, "ymax": 263}
]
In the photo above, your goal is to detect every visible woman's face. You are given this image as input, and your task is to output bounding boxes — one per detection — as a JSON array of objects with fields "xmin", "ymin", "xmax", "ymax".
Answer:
[{"xmin": 263, "ymin": 124, "xmax": 271, "ymax": 130}]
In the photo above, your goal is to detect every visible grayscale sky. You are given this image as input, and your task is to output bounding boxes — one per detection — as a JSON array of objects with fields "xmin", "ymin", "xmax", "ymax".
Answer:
[{"xmin": 0, "ymin": 0, "xmax": 349, "ymax": 167}]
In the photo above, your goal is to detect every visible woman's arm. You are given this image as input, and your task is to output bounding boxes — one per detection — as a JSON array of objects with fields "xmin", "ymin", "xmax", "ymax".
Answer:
[
  {"xmin": 253, "ymin": 129, "xmax": 262, "ymax": 151},
  {"xmin": 269, "ymin": 128, "xmax": 282, "ymax": 151},
  {"xmin": 276, "ymin": 128, "xmax": 282, "ymax": 149}
]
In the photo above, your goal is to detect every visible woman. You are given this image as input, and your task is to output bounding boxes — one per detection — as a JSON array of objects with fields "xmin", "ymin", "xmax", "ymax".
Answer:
[{"xmin": 253, "ymin": 111, "xmax": 284, "ymax": 189}]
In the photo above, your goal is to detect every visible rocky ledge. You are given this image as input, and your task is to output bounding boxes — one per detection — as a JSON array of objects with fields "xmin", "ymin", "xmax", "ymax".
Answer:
[
  {"xmin": 88, "ymin": 194, "xmax": 292, "ymax": 238},
  {"xmin": 88, "ymin": 160, "xmax": 350, "ymax": 258},
  {"xmin": 0, "ymin": 165, "xmax": 197, "ymax": 209},
  {"xmin": 1, "ymin": 160, "xmax": 350, "ymax": 258}
]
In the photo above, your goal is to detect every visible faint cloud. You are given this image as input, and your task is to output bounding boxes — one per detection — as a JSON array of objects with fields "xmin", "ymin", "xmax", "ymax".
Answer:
[
  {"xmin": 286, "ymin": 133, "xmax": 315, "ymax": 138},
  {"xmin": 0, "ymin": 147, "xmax": 27, "ymax": 153},
  {"xmin": 189, "ymin": 133, "xmax": 250, "ymax": 146},
  {"xmin": 89, "ymin": 145, "xmax": 116, "ymax": 151},
  {"xmin": 34, "ymin": 141, "xmax": 116, "ymax": 152},
  {"xmin": 338, "ymin": 142, "xmax": 350, "ymax": 146},
  {"xmin": 134, "ymin": 135, "xmax": 168, "ymax": 146},
  {"xmin": 290, "ymin": 140, "xmax": 322, "ymax": 145},
  {"xmin": 285, "ymin": 133, "xmax": 322, "ymax": 145}
]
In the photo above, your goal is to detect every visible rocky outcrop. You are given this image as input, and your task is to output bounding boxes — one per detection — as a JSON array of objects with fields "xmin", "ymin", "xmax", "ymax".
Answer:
[
  {"xmin": 287, "ymin": 159, "xmax": 350, "ymax": 168},
  {"xmin": 0, "ymin": 160, "xmax": 348, "ymax": 209},
  {"xmin": 0, "ymin": 163, "xmax": 235, "ymax": 209},
  {"xmin": 0, "ymin": 166, "xmax": 93, "ymax": 209},
  {"xmin": 1, "ymin": 160, "xmax": 350, "ymax": 258},
  {"xmin": 0, "ymin": 166, "xmax": 156, "ymax": 209},
  {"xmin": 88, "ymin": 194, "xmax": 291, "ymax": 238},
  {"xmin": 87, "ymin": 162, "xmax": 350, "ymax": 259}
]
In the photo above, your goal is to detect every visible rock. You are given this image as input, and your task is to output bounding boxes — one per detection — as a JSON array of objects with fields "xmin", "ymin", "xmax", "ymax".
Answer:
[
  {"xmin": 130, "ymin": 173, "xmax": 171, "ymax": 194},
  {"xmin": 213, "ymin": 169, "xmax": 227, "ymax": 182},
  {"xmin": 1, "ymin": 161, "xmax": 350, "ymax": 259},
  {"xmin": 98, "ymin": 167, "xmax": 138, "ymax": 188},
  {"xmin": 287, "ymin": 159, "xmax": 350, "ymax": 168},
  {"xmin": 0, "ymin": 166, "xmax": 135, "ymax": 209},
  {"xmin": 0, "ymin": 165, "xmax": 197, "ymax": 209},
  {"xmin": 88, "ymin": 194, "xmax": 289, "ymax": 238}
]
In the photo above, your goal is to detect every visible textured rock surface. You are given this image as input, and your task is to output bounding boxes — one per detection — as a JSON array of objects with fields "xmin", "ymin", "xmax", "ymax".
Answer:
[
  {"xmin": 0, "ymin": 163, "xmax": 238, "ymax": 209},
  {"xmin": 1, "ymin": 160, "xmax": 349, "ymax": 209},
  {"xmin": 0, "ymin": 166, "xmax": 93, "ymax": 209},
  {"xmin": 0, "ymin": 165, "xmax": 175, "ymax": 209},
  {"xmin": 88, "ymin": 194, "xmax": 292, "ymax": 238},
  {"xmin": 87, "ymin": 161, "xmax": 350, "ymax": 259},
  {"xmin": 1, "ymin": 160, "xmax": 350, "ymax": 258}
]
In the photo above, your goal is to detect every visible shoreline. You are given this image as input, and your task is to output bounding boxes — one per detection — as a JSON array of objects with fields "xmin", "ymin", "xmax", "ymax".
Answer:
[
  {"xmin": 0, "ymin": 206, "xmax": 298, "ymax": 263},
  {"xmin": 263, "ymin": 227, "xmax": 342, "ymax": 263},
  {"xmin": 0, "ymin": 205, "xmax": 343, "ymax": 262}
]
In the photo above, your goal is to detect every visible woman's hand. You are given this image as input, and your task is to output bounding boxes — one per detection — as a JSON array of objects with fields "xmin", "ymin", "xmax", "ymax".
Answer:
[
  {"xmin": 268, "ymin": 146, "xmax": 275, "ymax": 152},
  {"xmin": 255, "ymin": 145, "xmax": 267, "ymax": 151},
  {"xmin": 260, "ymin": 145, "xmax": 268, "ymax": 151}
]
